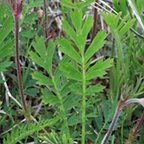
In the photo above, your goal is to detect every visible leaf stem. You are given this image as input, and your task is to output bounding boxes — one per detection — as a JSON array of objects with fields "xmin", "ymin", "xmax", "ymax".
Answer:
[
  {"xmin": 82, "ymin": 55, "xmax": 86, "ymax": 144},
  {"xmin": 52, "ymin": 76, "xmax": 71, "ymax": 143}
]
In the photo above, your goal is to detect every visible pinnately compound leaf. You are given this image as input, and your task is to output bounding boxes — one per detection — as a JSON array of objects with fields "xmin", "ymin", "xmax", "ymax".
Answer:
[
  {"xmin": 3, "ymin": 118, "xmax": 59, "ymax": 144},
  {"xmin": 86, "ymin": 58, "xmax": 113, "ymax": 80},
  {"xmin": 58, "ymin": 37, "xmax": 81, "ymax": 64},
  {"xmin": 70, "ymin": 10, "xmax": 83, "ymax": 32},
  {"xmin": 59, "ymin": 63, "xmax": 82, "ymax": 81},
  {"xmin": 32, "ymin": 71, "xmax": 52, "ymax": 86},
  {"xmin": 85, "ymin": 31, "xmax": 107, "ymax": 63}
]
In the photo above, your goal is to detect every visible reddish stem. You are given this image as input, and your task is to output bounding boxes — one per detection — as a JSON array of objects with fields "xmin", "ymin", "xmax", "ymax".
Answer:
[
  {"xmin": 10, "ymin": 0, "xmax": 28, "ymax": 115},
  {"xmin": 15, "ymin": 17, "xmax": 27, "ymax": 113}
]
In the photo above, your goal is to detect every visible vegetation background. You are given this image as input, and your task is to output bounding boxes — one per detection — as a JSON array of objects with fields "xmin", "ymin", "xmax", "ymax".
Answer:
[{"xmin": 0, "ymin": 0, "xmax": 144, "ymax": 144}]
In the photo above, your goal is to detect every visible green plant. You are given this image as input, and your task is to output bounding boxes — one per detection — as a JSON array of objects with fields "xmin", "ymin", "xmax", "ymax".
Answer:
[
  {"xmin": 58, "ymin": 9, "xmax": 113, "ymax": 143},
  {"xmin": 102, "ymin": 12, "xmax": 135, "ymax": 102},
  {"xmin": 1, "ymin": 0, "xmax": 144, "ymax": 143},
  {"xmin": 3, "ymin": 117, "xmax": 58, "ymax": 144},
  {"xmin": 29, "ymin": 6, "xmax": 113, "ymax": 143}
]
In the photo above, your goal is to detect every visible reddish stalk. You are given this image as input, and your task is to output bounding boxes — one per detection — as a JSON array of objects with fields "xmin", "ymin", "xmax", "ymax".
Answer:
[
  {"xmin": 10, "ymin": 0, "xmax": 29, "ymax": 116},
  {"xmin": 15, "ymin": 16, "xmax": 27, "ymax": 113},
  {"xmin": 101, "ymin": 98, "xmax": 144, "ymax": 144}
]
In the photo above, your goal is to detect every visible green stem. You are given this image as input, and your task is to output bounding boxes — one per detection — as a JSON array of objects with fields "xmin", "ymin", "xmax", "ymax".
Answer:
[
  {"xmin": 82, "ymin": 55, "xmax": 86, "ymax": 144},
  {"xmin": 52, "ymin": 76, "xmax": 71, "ymax": 143}
]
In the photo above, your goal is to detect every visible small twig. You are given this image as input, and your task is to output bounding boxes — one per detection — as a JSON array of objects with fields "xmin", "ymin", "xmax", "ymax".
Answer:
[
  {"xmin": 34, "ymin": 101, "xmax": 43, "ymax": 117},
  {"xmin": 0, "ymin": 110, "xmax": 6, "ymax": 115},
  {"xmin": 1, "ymin": 72, "xmax": 22, "ymax": 107},
  {"xmin": 90, "ymin": 56, "xmax": 104, "ymax": 64}
]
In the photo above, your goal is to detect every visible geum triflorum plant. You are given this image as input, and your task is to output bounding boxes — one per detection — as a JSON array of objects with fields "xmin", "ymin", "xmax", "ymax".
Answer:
[{"xmin": 30, "ymin": 9, "xmax": 113, "ymax": 143}]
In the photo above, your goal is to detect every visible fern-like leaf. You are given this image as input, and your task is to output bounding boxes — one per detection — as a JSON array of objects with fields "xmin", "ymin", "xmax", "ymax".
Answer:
[{"xmin": 3, "ymin": 118, "xmax": 58, "ymax": 144}]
